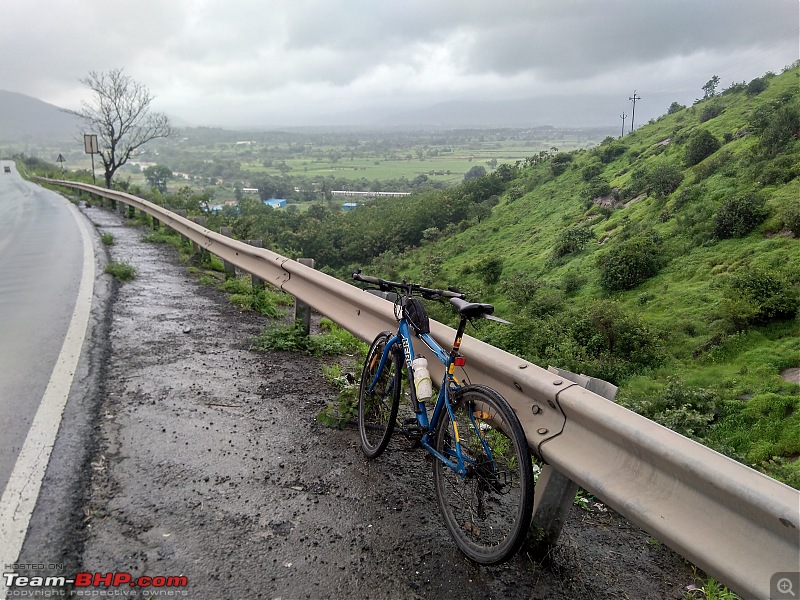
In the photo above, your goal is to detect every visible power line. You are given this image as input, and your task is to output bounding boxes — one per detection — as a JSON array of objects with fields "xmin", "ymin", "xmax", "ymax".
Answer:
[{"xmin": 620, "ymin": 113, "xmax": 627, "ymax": 138}]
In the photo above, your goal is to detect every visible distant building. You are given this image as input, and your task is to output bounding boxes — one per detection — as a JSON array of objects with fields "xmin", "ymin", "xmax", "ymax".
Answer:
[
  {"xmin": 343, "ymin": 202, "xmax": 358, "ymax": 211},
  {"xmin": 264, "ymin": 199, "xmax": 287, "ymax": 208},
  {"xmin": 242, "ymin": 187, "xmax": 259, "ymax": 194},
  {"xmin": 331, "ymin": 190, "xmax": 411, "ymax": 198}
]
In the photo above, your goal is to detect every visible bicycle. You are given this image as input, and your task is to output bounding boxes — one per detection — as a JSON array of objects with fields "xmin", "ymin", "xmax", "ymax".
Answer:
[{"xmin": 352, "ymin": 270, "xmax": 534, "ymax": 565}]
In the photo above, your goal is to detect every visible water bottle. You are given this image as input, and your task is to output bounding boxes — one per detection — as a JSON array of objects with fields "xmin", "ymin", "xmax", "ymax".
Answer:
[{"xmin": 412, "ymin": 357, "xmax": 432, "ymax": 401}]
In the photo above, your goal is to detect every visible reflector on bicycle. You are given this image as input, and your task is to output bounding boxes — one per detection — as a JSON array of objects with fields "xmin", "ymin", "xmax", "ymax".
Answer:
[{"xmin": 454, "ymin": 355, "xmax": 466, "ymax": 367}]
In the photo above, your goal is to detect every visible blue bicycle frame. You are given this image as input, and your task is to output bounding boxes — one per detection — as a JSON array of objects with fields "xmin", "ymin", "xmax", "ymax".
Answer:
[{"xmin": 366, "ymin": 313, "xmax": 492, "ymax": 478}]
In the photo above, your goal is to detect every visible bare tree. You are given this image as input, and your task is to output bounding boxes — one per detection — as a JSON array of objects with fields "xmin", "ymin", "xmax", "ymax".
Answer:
[{"xmin": 67, "ymin": 69, "xmax": 172, "ymax": 187}]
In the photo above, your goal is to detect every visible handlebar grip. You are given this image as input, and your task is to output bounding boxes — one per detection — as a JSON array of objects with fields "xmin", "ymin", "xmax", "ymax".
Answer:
[{"xmin": 353, "ymin": 271, "xmax": 382, "ymax": 286}]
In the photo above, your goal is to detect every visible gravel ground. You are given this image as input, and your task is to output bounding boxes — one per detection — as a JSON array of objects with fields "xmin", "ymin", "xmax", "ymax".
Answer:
[{"xmin": 21, "ymin": 202, "xmax": 698, "ymax": 600}]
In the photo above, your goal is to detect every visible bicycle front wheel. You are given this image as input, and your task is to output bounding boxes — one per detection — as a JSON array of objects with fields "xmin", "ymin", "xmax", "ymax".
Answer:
[
  {"xmin": 433, "ymin": 384, "xmax": 534, "ymax": 564},
  {"xmin": 358, "ymin": 332, "xmax": 401, "ymax": 458}
]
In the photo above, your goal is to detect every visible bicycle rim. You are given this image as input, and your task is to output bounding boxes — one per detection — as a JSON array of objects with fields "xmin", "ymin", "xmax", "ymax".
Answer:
[
  {"xmin": 358, "ymin": 332, "xmax": 401, "ymax": 458},
  {"xmin": 433, "ymin": 384, "xmax": 534, "ymax": 564}
]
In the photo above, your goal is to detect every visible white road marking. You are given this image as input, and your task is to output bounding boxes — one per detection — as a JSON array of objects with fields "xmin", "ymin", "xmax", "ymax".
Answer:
[{"xmin": 0, "ymin": 199, "xmax": 95, "ymax": 593}]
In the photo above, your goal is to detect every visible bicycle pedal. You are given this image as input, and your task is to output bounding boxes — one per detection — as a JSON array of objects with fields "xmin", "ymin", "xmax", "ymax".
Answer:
[{"xmin": 401, "ymin": 424, "xmax": 424, "ymax": 441}]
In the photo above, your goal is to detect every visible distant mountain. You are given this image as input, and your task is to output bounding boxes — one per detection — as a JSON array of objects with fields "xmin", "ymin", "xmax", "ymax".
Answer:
[
  {"xmin": 380, "ymin": 96, "xmax": 618, "ymax": 129},
  {"xmin": 0, "ymin": 90, "xmax": 83, "ymax": 143},
  {"xmin": 378, "ymin": 92, "xmax": 681, "ymax": 130}
]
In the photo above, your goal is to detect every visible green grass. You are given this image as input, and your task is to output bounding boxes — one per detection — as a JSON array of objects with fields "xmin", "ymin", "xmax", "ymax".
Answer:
[
  {"xmin": 251, "ymin": 318, "xmax": 363, "ymax": 356},
  {"xmin": 215, "ymin": 275, "xmax": 293, "ymax": 317},
  {"xmin": 104, "ymin": 261, "xmax": 136, "ymax": 281},
  {"xmin": 685, "ymin": 569, "xmax": 742, "ymax": 600},
  {"xmin": 346, "ymin": 64, "xmax": 800, "ymax": 486},
  {"xmin": 141, "ymin": 229, "xmax": 184, "ymax": 249},
  {"xmin": 100, "ymin": 232, "xmax": 115, "ymax": 245}
]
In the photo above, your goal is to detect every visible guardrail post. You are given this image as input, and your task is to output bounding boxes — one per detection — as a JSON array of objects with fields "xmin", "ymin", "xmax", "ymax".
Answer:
[
  {"xmin": 220, "ymin": 227, "xmax": 237, "ymax": 279},
  {"xmin": 295, "ymin": 258, "xmax": 315, "ymax": 335},
  {"xmin": 128, "ymin": 204, "xmax": 136, "ymax": 219},
  {"xmin": 526, "ymin": 367, "xmax": 618, "ymax": 558},
  {"xmin": 174, "ymin": 210, "xmax": 188, "ymax": 244},
  {"xmin": 247, "ymin": 240, "xmax": 264, "ymax": 290},
  {"xmin": 189, "ymin": 216, "xmax": 206, "ymax": 255}
]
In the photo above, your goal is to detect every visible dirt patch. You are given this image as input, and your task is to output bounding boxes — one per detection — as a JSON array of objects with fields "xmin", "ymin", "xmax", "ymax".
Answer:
[
  {"xmin": 75, "ymin": 206, "xmax": 696, "ymax": 599},
  {"xmin": 780, "ymin": 367, "xmax": 800, "ymax": 386}
]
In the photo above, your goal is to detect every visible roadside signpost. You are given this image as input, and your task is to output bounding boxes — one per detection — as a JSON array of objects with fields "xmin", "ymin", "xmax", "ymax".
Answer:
[{"xmin": 83, "ymin": 134, "xmax": 98, "ymax": 185}]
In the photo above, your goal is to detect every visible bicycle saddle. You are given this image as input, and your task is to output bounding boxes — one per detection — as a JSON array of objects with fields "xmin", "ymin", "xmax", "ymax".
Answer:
[{"xmin": 450, "ymin": 297, "xmax": 494, "ymax": 318}]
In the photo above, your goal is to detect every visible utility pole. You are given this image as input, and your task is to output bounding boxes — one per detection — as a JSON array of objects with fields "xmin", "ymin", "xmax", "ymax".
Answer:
[
  {"xmin": 629, "ymin": 90, "xmax": 641, "ymax": 133},
  {"xmin": 620, "ymin": 113, "xmax": 627, "ymax": 138}
]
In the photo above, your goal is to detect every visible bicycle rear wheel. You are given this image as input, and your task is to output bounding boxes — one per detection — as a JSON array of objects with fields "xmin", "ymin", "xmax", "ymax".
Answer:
[
  {"xmin": 358, "ymin": 332, "xmax": 401, "ymax": 458},
  {"xmin": 433, "ymin": 384, "xmax": 534, "ymax": 564}
]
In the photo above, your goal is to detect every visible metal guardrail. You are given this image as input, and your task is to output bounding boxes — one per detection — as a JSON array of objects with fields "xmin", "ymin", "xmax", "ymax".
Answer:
[{"xmin": 46, "ymin": 179, "xmax": 799, "ymax": 600}]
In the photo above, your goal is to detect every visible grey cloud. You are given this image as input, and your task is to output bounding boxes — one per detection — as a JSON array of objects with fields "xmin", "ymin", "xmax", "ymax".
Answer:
[{"xmin": 1, "ymin": 0, "xmax": 796, "ymax": 127}]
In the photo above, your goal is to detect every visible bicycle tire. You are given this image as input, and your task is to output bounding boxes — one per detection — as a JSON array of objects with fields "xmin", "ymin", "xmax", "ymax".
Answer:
[
  {"xmin": 432, "ymin": 384, "xmax": 534, "ymax": 564},
  {"xmin": 358, "ymin": 332, "xmax": 401, "ymax": 458}
]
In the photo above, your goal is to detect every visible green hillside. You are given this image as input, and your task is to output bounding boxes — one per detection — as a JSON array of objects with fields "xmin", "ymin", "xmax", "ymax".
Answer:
[
  {"xmin": 21, "ymin": 64, "xmax": 799, "ymax": 487},
  {"xmin": 349, "ymin": 64, "xmax": 800, "ymax": 486}
]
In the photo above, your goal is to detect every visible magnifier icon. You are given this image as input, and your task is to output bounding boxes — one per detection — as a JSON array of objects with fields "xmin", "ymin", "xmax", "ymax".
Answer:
[{"xmin": 777, "ymin": 577, "xmax": 796, "ymax": 597}]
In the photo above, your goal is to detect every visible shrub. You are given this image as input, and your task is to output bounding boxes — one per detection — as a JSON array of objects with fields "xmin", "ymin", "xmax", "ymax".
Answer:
[
  {"xmin": 780, "ymin": 200, "xmax": 800, "ymax": 235},
  {"xmin": 685, "ymin": 129, "xmax": 721, "ymax": 166},
  {"xmin": 595, "ymin": 142, "xmax": 626, "ymax": 164},
  {"xmin": 552, "ymin": 226, "xmax": 594, "ymax": 259},
  {"xmin": 719, "ymin": 268, "xmax": 799, "ymax": 329},
  {"xmin": 761, "ymin": 105, "xmax": 800, "ymax": 156},
  {"xmin": 630, "ymin": 161, "xmax": 683, "ymax": 199},
  {"xmin": 581, "ymin": 161, "xmax": 603, "ymax": 181},
  {"xmin": 476, "ymin": 256, "xmax": 504, "ymax": 285},
  {"xmin": 565, "ymin": 301, "xmax": 663, "ymax": 382},
  {"xmin": 713, "ymin": 193, "xmax": 768, "ymax": 239},
  {"xmin": 506, "ymin": 183, "xmax": 525, "ymax": 201},
  {"xmin": 699, "ymin": 103, "xmax": 724, "ymax": 123},
  {"xmin": 585, "ymin": 176, "xmax": 612, "ymax": 202},
  {"xmin": 758, "ymin": 156, "xmax": 799, "ymax": 186},
  {"xmin": 746, "ymin": 76, "xmax": 768, "ymax": 96},
  {"xmin": 550, "ymin": 153, "xmax": 573, "ymax": 176},
  {"xmin": 463, "ymin": 165, "xmax": 487, "ymax": 182},
  {"xmin": 667, "ymin": 101, "xmax": 685, "ymax": 115},
  {"xmin": 622, "ymin": 378, "xmax": 719, "ymax": 441},
  {"xmin": 646, "ymin": 161, "xmax": 684, "ymax": 199},
  {"xmin": 597, "ymin": 235, "xmax": 661, "ymax": 291}
]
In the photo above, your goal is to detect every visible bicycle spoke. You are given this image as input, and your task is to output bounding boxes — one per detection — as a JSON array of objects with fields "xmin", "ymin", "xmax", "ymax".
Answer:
[
  {"xmin": 433, "ymin": 385, "xmax": 534, "ymax": 564},
  {"xmin": 358, "ymin": 333, "xmax": 400, "ymax": 458}
]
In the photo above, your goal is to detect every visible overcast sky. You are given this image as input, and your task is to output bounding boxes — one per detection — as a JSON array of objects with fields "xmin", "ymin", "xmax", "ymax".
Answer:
[{"xmin": 1, "ymin": 0, "xmax": 797, "ymax": 128}]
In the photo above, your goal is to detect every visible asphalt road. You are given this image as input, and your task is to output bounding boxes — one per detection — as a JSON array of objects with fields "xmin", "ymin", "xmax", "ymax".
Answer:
[{"xmin": 0, "ymin": 163, "xmax": 87, "ymax": 495}]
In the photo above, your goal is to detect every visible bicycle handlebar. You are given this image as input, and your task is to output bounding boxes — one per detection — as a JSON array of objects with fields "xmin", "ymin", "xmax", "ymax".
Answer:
[{"xmin": 353, "ymin": 270, "xmax": 465, "ymax": 300}]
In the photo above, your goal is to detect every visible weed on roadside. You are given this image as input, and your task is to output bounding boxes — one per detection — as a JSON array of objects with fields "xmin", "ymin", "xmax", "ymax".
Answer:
[
  {"xmin": 252, "ymin": 318, "xmax": 363, "ymax": 357},
  {"xmin": 105, "ymin": 261, "xmax": 136, "ymax": 281},
  {"xmin": 684, "ymin": 568, "xmax": 741, "ymax": 600},
  {"xmin": 100, "ymin": 233, "xmax": 115, "ymax": 246},
  {"xmin": 316, "ymin": 363, "xmax": 359, "ymax": 428}
]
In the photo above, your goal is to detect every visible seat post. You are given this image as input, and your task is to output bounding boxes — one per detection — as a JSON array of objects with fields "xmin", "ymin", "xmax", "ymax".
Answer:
[{"xmin": 448, "ymin": 316, "xmax": 469, "ymax": 364}]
